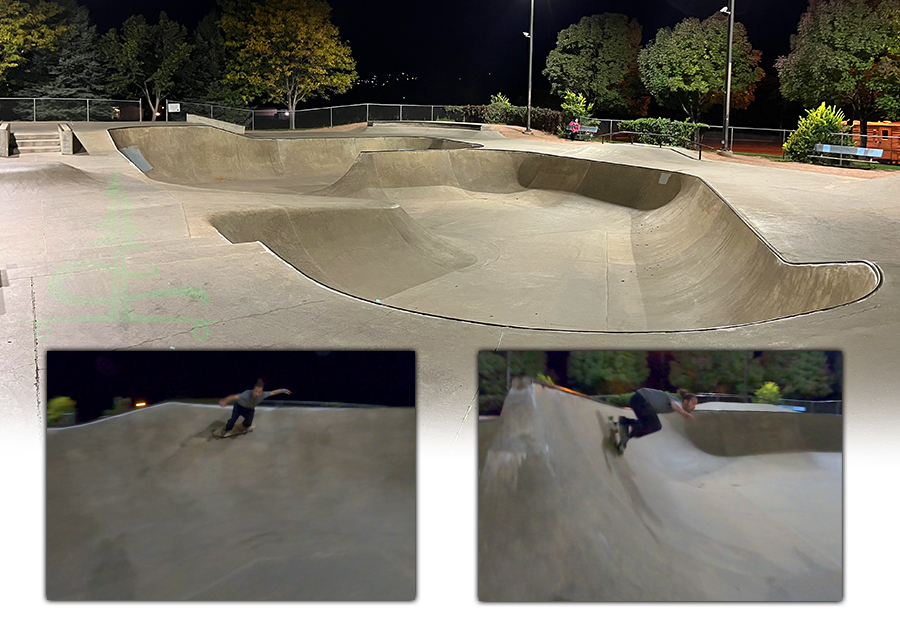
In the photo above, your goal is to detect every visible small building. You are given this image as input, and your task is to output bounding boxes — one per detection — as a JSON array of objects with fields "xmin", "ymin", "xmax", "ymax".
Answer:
[{"xmin": 848, "ymin": 120, "xmax": 900, "ymax": 163}]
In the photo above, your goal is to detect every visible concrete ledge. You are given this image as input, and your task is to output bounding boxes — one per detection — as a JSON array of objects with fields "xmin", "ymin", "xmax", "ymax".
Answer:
[
  {"xmin": 685, "ymin": 410, "xmax": 842, "ymax": 456},
  {"xmin": 58, "ymin": 123, "xmax": 73, "ymax": 155},
  {"xmin": 186, "ymin": 113, "xmax": 245, "ymax": 135},
  {"xmin": 0, "ymin": 123, "xmax": 8, "ymax": 157},
  {"xmin": 367, "ymin": 119, "xmax": 484, "ymax": 131}
]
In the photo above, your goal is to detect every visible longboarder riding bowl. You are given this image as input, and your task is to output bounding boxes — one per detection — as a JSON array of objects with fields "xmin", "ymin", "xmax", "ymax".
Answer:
[{"xmin": 110, "ymin": 126, "xmax": 881, "ymax": 332}]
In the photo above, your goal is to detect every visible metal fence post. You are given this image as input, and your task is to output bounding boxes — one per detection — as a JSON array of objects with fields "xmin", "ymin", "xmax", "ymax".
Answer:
[
  {"xmin": 400, "ymin": 104, "xmax": 403, "ymax": 121},
  {"xmin": 330, "ymin": 106, "xmax": 333, "ymax": 128},
  {"xmin": 210, "ymin": 104, "xmax": 213, "ymax": 119},
  {"xmin": 139, "ymin": 100, "xmax": 143, "ymax": 122},
  {"xmin": 33, "ymin": 99, "xmax": 36, "ymax": 122},
  {"xmin": 366, "ymin": 103, "xmax": 369, "ymax": 122},
  {"xmin": 86, "ymin": 99, "xmax": 90, "ymax": 122},
  {"xmin": 431, "ymin": 105, "xmax": 434, "ymax": 121}
]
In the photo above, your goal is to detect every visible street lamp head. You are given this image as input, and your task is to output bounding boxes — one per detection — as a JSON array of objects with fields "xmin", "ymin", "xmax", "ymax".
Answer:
[
  {"xmin": 523, "ymin": 31, "xmax": 530, "ymax": 38},
  {"xmin": 719, "ymin": 6, "xmax": 730, "ymax": 14}
]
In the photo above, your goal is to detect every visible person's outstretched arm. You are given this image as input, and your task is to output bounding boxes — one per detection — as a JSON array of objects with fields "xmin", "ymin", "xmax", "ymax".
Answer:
[
  {"xmin": 672, "ymin": 402, "xmax": 694, "ymax": 420},
  {"xmin": 266, "ymin": 388, "xmax": 291, "ymax": 398},
  {"xmin": 219, "ymin": 394, "xmax": 240, "ymax": 407}
]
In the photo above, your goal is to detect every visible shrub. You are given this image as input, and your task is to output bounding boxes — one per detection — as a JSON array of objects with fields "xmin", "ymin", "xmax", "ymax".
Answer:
[
  {"xmin": 560, "ymin": 90, "xmax": 594, "ymax": 121},
  {"xmin": 783, "ymin": 103, "xmax": 848, "ymax": 163},
  {"xmin": 617, "ymin": 117, "xmax": 708, "ymax": 149},
  {"xmin": 479, "ymin": 393, "xmax": 506, "ymax": 416},
  {"xmin": 485, "ymin": 93, "xmax": 524, "ymax": 125},
  {"xmin": 754, "ymin": 381, "xmax": 782, "ymax": 405},
  {"xmin": 47, "ymin": 396, "xmax": 77, "ymax": 426},
  {"xmin": 530, "ymin": 107, "xmax": 565, "ymax": 135},
  {"xmin": 445, "ymin": 103, "xmax": 565, "ymax": 135},
  {"xmin": 536, "ymin": 373, "xmax": 555, "ymax": 386}
]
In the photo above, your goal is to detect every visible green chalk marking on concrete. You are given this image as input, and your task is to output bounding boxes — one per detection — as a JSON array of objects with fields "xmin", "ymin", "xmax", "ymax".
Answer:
[{"xmin": 31, "ymin": 173, "xmax": 213, "ymax": 341}]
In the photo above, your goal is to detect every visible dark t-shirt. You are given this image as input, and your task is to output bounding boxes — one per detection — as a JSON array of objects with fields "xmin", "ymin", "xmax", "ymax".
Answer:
[
  {"xmin": 236, "ymin": 389, "xmax": 271, "ymax": 409},
  {"xmin": 636, "ymin": 388, "xmax": 680, "ymax": 414}
]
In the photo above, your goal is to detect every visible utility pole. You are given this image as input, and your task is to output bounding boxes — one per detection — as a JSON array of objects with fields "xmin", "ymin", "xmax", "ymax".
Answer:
[
  {"xmin": 524, "ymin": 0, "xmax": 535, "ymax": 133},
  {"xmin": 721, "ymin": 1, "xmax": 736, "ymax": 152}
]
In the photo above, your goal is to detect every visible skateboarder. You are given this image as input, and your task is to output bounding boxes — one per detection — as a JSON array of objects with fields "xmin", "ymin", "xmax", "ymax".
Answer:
[
  {"xmin": 617, "ymin": 388, "xmax": 697, "ymax": 450},
  {"xmin": 216, "ymin": 379, "xmax": 291, "ymax": 437}
]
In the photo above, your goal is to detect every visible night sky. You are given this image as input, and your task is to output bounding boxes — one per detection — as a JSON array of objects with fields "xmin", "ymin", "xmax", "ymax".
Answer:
[
  {"xmin": 79, "ymin": 0, "xmax": 812, "ymax": 121},
  {"xmin": 47, "ymin": 350, "xmax": 416, "ymax": 422}
]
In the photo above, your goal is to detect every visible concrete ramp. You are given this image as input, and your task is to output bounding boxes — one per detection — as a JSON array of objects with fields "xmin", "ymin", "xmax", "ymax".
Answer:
[
  {"xmin": 313, "ymin": 149, "xmax": 879, "ymax": 330},
  {"xmin": 107, "ymin": 125, "xmax": 476, "ymax": 190},
  {"xmin": 210, "ymin": 202, "xmax": 477, "ymax": 300},
  {"xmin": 46, "ymin": 403, "xmax": 416, "ymax": 601},
  {"xmin": 478, "ymin": 381, "xmax": 842, "ymax": 601},
  {"xmin": 0, "ymin": 162, "xmax": 107, "ymax": 199}
]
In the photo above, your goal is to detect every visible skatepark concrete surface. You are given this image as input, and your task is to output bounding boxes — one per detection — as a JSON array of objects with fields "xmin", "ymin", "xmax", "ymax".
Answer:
[
  {"xmin": 479, "ymin": 380, "xmax": 842, "ymax": 601},
  {"xmin": 104, "ymin": 125, "xmax": 879, "ymax": 331},
  {"xmin": 1, "ymin": 119, "xmax": 898, "ymax": 616},
  {"xmin": 46, "ymin": 402, "xmax": 415, "ymax": 601}
]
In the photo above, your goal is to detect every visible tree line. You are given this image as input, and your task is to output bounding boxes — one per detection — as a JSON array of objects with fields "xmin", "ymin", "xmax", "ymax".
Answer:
[
  {"xmin": 478, "ymin": 351, "xmax": 842, "ymax": 415},
  {"xmin": 0, "ymin": 0, "xmax": 357, "ymax": 127},
  {"xmin": 3, "ymin": 1, "xmax": 898, "ymax": 136},
  {"xmin": 543, "ymin": 1, "xmax": 900, "ymax": 138}
]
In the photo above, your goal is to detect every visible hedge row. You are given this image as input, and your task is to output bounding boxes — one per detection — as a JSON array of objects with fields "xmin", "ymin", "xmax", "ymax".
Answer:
[
  {"xmin": 617, "ymin": 117, "xmax": 708, "ymax": 149},
  {"xmin": 445, "ymin": 104, "xmax": 565, "ymax": 135}
]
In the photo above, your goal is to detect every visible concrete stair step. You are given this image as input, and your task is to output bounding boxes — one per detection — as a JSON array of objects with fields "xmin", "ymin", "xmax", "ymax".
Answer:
[
  {"xmin": 14, "ymin": 133, "xmax": 59, "ymax": 140},
  {"xmin": 16, "ymin": 138, "xmax": 61, "ymax": 146},
  {"xmin": 17, "ymin": 146, "xmax": 61, "ymax": 154}
]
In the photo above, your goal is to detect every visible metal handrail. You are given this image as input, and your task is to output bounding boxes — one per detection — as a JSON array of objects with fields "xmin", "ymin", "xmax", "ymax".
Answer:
[{"xmin": 596, "ymin": 129, "xmax": 716, "ymax": 160}]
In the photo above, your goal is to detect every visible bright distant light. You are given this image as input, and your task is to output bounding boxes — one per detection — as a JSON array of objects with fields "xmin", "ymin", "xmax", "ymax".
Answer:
[{"xmin": 135, "ymin": 402, "xmax": 146, "ymax": 408}]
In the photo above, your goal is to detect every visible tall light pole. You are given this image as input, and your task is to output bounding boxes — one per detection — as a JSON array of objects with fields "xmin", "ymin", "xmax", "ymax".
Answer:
[
  {"xmin": 524, "ymin": 0, "xmax": 535, "ymax": 133},
  {"xmin": 721, "ymin": 1, "xmax": 735, "ymax": 152}
]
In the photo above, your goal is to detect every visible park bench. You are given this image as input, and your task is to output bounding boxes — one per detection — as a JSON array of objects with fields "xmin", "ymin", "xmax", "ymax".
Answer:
[
  {"xmin": 811, "ymin": 143, "xmax": 883, "ymax": 165},
  {"xmin": 567, "ymin": 124, "xmax": 599, "ymax": 140}
]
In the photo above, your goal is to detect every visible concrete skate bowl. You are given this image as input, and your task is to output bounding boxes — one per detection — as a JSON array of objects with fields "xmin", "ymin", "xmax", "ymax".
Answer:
[
  {"xmin": 478, "ymin": 382, "xmax": 842, "ymax": 601},
  {"xmin": 209, "ymin": 147, "xmax": 880, "ymax": 331},
  {"xmin": 46, "ymin": 403, "xmax": 416, "ymax": 601},
  {"xmin": 107, "ymin": 125, "xmax": 478, "ymax": 192}
]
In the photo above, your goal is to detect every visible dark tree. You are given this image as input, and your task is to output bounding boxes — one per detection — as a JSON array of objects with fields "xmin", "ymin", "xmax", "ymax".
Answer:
[
  {"xmin": 567, "ymin": 351, "xmax": 650, "ymax": 395},
  {"xmin": 9, "ymin": 2, "xmax": 105, "ymax": 99},
  {"xmin": 639, "ymin": 13, "xmax": 765, "ymax": 122},
  {"xmin": 759, "ymin": 351, "xmax": 835, "ymax": 399},
  {"xmin": 777, "ymin": 0, "xmax": 900, "ymax": 144},
  {"xmin": 543, "ymin": 13, "xmax": 647, "ymax": 118}
]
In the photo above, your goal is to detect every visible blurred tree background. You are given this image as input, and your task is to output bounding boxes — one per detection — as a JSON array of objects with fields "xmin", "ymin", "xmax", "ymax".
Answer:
[{"xmin": 478, "ymin": 350, "xmax": 842, "ymax": 415}]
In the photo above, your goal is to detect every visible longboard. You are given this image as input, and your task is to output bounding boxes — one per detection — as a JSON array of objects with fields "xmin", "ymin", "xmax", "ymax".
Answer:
[{"xmin": 213, "ymin": 424, "xmax": 254, "ymax": 438}]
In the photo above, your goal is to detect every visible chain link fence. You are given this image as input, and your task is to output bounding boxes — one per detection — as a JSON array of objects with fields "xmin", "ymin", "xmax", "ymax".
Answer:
[
  {"xmin": 163, "ymin": 99, "xmax": 254, "ymax": 128},
  {"xmin": 248, "ymin": 102, "xmax": 455, "ymax": 130},
  {"xmin": 14, "ymin": 97, "xmax": 874, "ymax": 161},
  {"xmin": 0, "ymin": 97, "xmax": 143, "ymax": 122}
]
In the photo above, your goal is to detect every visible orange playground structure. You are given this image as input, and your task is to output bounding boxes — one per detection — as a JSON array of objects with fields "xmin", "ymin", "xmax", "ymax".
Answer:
[{"xmin": 849, "ymin": 120, "xmax": 900, "ymax": 163}]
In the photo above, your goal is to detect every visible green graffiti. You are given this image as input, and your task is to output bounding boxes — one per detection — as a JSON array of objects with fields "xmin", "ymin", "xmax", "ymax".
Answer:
[{"xmin": 31, "ymin": 173, "xmax": 213, "ymax": 341}]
